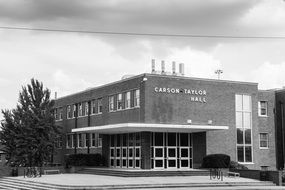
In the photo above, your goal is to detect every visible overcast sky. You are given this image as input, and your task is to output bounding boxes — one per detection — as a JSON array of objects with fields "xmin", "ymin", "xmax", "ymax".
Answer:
[{"xmin": 1, "ymin": 0, "xmax": 285, "ymax": 119}]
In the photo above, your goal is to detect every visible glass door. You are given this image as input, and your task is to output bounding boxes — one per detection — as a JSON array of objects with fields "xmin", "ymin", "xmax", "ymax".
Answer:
[{"xmin": 154, "ymin": 147, "xmax": 164, "ymax": 169}]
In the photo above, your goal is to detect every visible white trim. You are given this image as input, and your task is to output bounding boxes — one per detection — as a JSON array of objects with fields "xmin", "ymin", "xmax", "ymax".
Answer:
[{"xmin": 72, "ymin": 123, "xmax": 229, "ymax": 134}]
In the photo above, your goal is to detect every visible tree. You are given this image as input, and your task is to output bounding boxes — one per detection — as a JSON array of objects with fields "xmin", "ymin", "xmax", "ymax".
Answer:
[{"xmin": 0, "ymin": 79, "xmax": 60, "ymax": 167}]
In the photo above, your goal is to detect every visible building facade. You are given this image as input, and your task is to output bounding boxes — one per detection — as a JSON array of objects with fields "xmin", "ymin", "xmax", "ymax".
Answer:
[{"xmin": 53, "ymin": 73, "xmax": 284, "ymax": 170}]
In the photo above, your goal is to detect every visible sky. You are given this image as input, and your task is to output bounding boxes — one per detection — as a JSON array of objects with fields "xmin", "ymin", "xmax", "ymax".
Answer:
[{"xmin": 1, "ymin": 0, "xmax": 285, "ymax": 119}]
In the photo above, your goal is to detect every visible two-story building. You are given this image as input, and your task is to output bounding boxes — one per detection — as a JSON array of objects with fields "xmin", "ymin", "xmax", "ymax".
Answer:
[{"xmin": 53, "ymin": 69, "xmax": 285, "ymax": 170}]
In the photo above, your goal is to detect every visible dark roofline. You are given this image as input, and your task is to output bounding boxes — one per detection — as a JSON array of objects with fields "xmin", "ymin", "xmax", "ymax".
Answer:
[
  {"xmin": 55, "ymin": 73, "xmax": 259, "ymax": 101},
  {"xmin": 55, "ymin": 74, "xmax": 146, "ymax": 101}
]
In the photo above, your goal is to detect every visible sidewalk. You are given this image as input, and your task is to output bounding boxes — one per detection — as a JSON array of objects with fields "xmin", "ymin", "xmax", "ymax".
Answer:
[{"xmin": 10, "ymin": 173, "xmax": 278, "ymax": 186}]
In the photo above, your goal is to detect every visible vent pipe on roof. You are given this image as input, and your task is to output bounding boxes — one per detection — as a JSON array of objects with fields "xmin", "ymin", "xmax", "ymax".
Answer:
[
  {"xmin": 151, "ymin": 59, "xmax": 156, "ymax": 74},
  {"xmin": 161, "ymin": 60, "xmax": 166, "ymax": 74},
  {"xmin": 54, "ymin": 92, "xmax": 57, "ymax": 99},
  {"xmin": 172, "ymin": 61, "xmax": 176, "ymax": 75},
  {"xmin": 179, "ymin": 63, "xmax": 185, "ymax": 76}
]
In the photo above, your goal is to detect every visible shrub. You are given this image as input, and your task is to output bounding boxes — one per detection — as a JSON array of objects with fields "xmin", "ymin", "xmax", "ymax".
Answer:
[
  {"xmin": 65, "ymin": 154, "xmax": 106, "ymax": 167},
  {"xmin": 201, "ymin": 154, "xmax": 230, "ymax": 168},
  {"xmin": 229, "ymin": 161, "xmax": 248, "ymax": 170}
]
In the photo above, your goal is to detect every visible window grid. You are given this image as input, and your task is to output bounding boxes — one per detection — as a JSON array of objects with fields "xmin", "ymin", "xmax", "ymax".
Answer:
[
  {"xmin": 78, "ymin": 103, "xmax": 83, "ymax": 117},
  {"xmin": 134, "ymin": 89, "xmax": 140, "ymax": 107},
  {"xmin": 236, "ymin": 94, "xmax": 253, "ymax": 163},
  {"xmin": 259, "ymin": 101, "xmax": 268, "ymax": 116},
  {"xmin": 125, "ymin": 92, "xmax": 131, "ymax": 109},
  {"xmin": 109, "ymin": 96, "xmax": 115, "ymax": 112},
  {"xmin": 259, "ymin": 133, "xmax": 269, "ymax": 149},
  {"xmin": 117, "ymin": 93, "xmax": 123, "ymax": 110},
  {"xmin": 98, "ymin": 98, "xmax": 103, "ymax": 113}
]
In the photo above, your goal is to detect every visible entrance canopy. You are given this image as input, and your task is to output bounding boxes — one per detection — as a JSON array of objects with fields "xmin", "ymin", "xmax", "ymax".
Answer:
[{"xmin": 72, "ymin": 123, "xmax": 228, "ymax": 134}]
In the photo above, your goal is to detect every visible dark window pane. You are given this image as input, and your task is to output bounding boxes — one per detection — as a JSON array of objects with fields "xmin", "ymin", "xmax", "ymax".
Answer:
[
  {"xmin": 116, "ymin": 159, "xmax": 120, "ymax": 167},
  {"xmin": 155, "ymin": 160, "xmax": 163, "ymax": 167},
  {"xmin": 116, "ymin": 135, "xmax": 121, "ymax": 147},
  {"xmin": 128, "ymin": 160, "xmax": 133, "ymax": 168},
  {"xmin": 110, "ymin": 135, "xmax": 115, "ymax": 147},
  {"xmin": 135, "ymin": 160, "xmax": 140, "ymax": 167},
  {"xmin": 237, "ymin": 129, "xmax": 243, "ymax": 144},
  {"xmin": 168, "ymin": 160, "xmax": 176, "ymax": 167},
  {"xmin": 237, "ymin": 146, "xmax": 244, "ymax": 162},
  {"xmin": 181, "ymin": 160, "xmax": 188, "ymax": 167},
  {"xmin": 122, "ymin": 160, "xmax": 127, "ymax": 167},
  {"xmin": 168, "ymin": 148, "xmax": 176, "ymax": 157},
  {"xmin": 245, "ymin": 129, "xmax": 251, "ymax": 144},
  {"xmin": 181, "ymin": 149, "xmax": 188, "ymax": 158},
  {"xmin": 245, "ymin": 146, "xmax": 252, "ymax": 162},
  {"xmin": 110, "ymin": 149, "xmax": 114, "ymax": 157},
  {"xmin": 180, "ymin": 133, "xmax": 188, "ymax": 146},
  {"xmin": 122, "ymin": 134, "xmax": 127, "ymax": 146},
  {"xmin": 122, "ymin": 149, "xmax": 127, "ymax": 157},
  {"xmin": 129, "ymin": 148, "xmax": 133, "ymax": 157},
  {"xmin": 168, "ymin": 133, "xmax": 176, "ymax": 146},
  {"xmin": 135, "ymin": 133, "xmax": 140, "ymax": 146},
  {"xmin": 155, "ymin": 148, "xmax": 163, "ymax": 157},
  {"xmin": 135, "ymin": 148, "xmax": 140, "ymax": 158},
  {"xmin": 116, "ymin": 148, "xmax": 120, "ymax": 157},
  {"xmin": 155, "ymin": 133, "xmax": 163, "ymax": 146}
]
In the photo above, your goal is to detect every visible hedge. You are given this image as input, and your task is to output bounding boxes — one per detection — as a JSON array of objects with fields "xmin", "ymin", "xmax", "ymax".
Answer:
[
  {"xmin": 201, "ymin": 154, "xmax": 230, "ymax": 168},
  {"xmin": 65, "ymin": 154, "xmax": 106, "ymax": 167}
]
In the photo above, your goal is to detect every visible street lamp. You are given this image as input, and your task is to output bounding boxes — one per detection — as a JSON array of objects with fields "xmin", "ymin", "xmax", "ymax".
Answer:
[{"xmin": 215, "ymin": 69, "xmax": 223, "ymax": 80}]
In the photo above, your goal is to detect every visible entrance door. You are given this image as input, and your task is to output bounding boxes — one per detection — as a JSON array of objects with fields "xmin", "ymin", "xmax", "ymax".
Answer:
[
  {"xmin": 180, "ymin": 147, "xmax": 189, "ymax": 168},
  {"xmin": 167, "ymin": 147, "xmax": 177, "ymax": 168},
  {"xmin": 154, "ymin": 147, "xmax": 164, "ymax": 169}
]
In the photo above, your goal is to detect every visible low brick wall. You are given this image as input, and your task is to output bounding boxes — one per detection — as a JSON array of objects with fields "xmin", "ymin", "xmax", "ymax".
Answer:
[{"xmin": 230, "ymin": 169, "xmax": 282, "ymax": 186}]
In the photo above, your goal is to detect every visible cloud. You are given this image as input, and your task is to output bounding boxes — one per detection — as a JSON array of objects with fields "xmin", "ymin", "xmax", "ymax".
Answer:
[
  {"xmin": 251, "ymin": 62, "xmax": 285, "ymax": 90},
  {"xmin": 0, "ymin": 0, "xmax": 261, "ymax": 52}
]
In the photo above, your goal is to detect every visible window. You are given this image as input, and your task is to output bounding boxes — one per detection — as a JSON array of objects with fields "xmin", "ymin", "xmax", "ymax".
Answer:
[
  {"xmin": 260, "ymin": 133, "xmax": 269, "ymax": 148},
  {"xmin": 67, "ymin": 105, "xmax": 72, "ymax": 119},
  {"xmin": 85, "ymin": 102, "xmax": 89, "ymax": 116},
  {"xmin": 236, "ymin": 94, "xmax": 252, "ymax": 163},
  {"xmin": 125, "ymin": 92, "xmax": 131, "ymax": 109},
  {"xmin": 90, "ymin": 133, "xmax": 97, "ymax": 147},
  {"xmin": 117, "ymin": 93, "xmax": 123, "ymax": 110},
  {"xmin": 109, "ymin": 96, "xmax": 115, "ymax": 112},
  {"xmin": 55, "ymin": 136, "xmax": 62, "ymax": 149},
  {"xmin": 85, "ymin": 133, "xmax": 89, "ymax": 147},
  {"xmin": 98, "ymin": 137, "xmax": 102, "ymax": 147},
  {"xmin": 98, "ymin": 98, "xmax": 103, "ymax": 113},
  {"xmin": 91, "ymin": 100, "xmax": 96, "ymax": 114},
  {"xmin": 78, "ymin": 103, "xmax": 83, "ymax": 117},
  {"xmin": 73, "ymin": 105, "xmax": 76, "ymax": 118},
  {"xmin": 54, "ymin": 108, "xmax": 58, "ymax": 120},
  {"xmin": 259, "ymin": 101, "xmax": 268, "ymax": 116},
  {"xmin": 78, "ymin": 134, "xmax": 84, "ymax": 148},
  {"xmin": 66, "ymin": 134, "xmax": 72, "ymax": 148},
  {"xmin": 59, "ymin": 107, "xmax": 63, "ymax": 120},
  {"xmin": 134, "ymin": 89, "xmax": 140, "ymax": 107}
]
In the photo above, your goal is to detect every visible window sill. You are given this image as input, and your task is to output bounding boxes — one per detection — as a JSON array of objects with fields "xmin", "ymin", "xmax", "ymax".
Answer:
[
  {"xmin": 90, "ymin": 113, "xmax": 102, "ymax": 116},
  {"xmin": 258, "ymin": 115, "xmax": 268, "ymax": 118},
  {"xmin": 260, "ymin": 147, "xmax": 269, "ymax": 150},
  {"xmin": 109, "ymin": 106, "xmax": 140, "ymax": 113},
  {"xmin": 238, "ymin": 162, "xmax": 254, "ymax": 165}
]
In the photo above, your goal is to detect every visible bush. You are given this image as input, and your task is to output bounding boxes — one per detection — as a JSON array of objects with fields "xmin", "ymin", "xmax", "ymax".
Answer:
[
  {"xmin": 65, "ymin": 154, "xmax": 106, "ymax": 167},
  {"xmin": 229, "ymin": 161, "xmax": 248, "ymax": 170},
  {"xmin": 201, "ymin": 154, "xmax": 230, "ymax": 168}
]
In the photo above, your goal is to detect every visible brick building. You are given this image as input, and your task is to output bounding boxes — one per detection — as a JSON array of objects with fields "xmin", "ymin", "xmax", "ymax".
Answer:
[{"xmin": 53, "ymin": 68, "xmax": 285, "ymax": 170}]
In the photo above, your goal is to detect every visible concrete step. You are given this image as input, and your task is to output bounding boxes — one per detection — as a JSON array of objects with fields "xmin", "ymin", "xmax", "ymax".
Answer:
[
  {"xmin": 0, "ymin": 178, "xmax": 62, "ymax": 190},
  {"xmin": 77, "ymin": 168, "xmax": 210, "ymax": 177}
]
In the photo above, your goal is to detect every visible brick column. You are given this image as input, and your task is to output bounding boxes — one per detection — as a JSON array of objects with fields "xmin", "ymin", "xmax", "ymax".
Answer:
[
  {"xmin": 102, "ymin": 134, "xmax": 110, "ymax": 167},
  {"xmin": 141, "ymin": 132, "xmax": 151, "ymax": 169}
]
